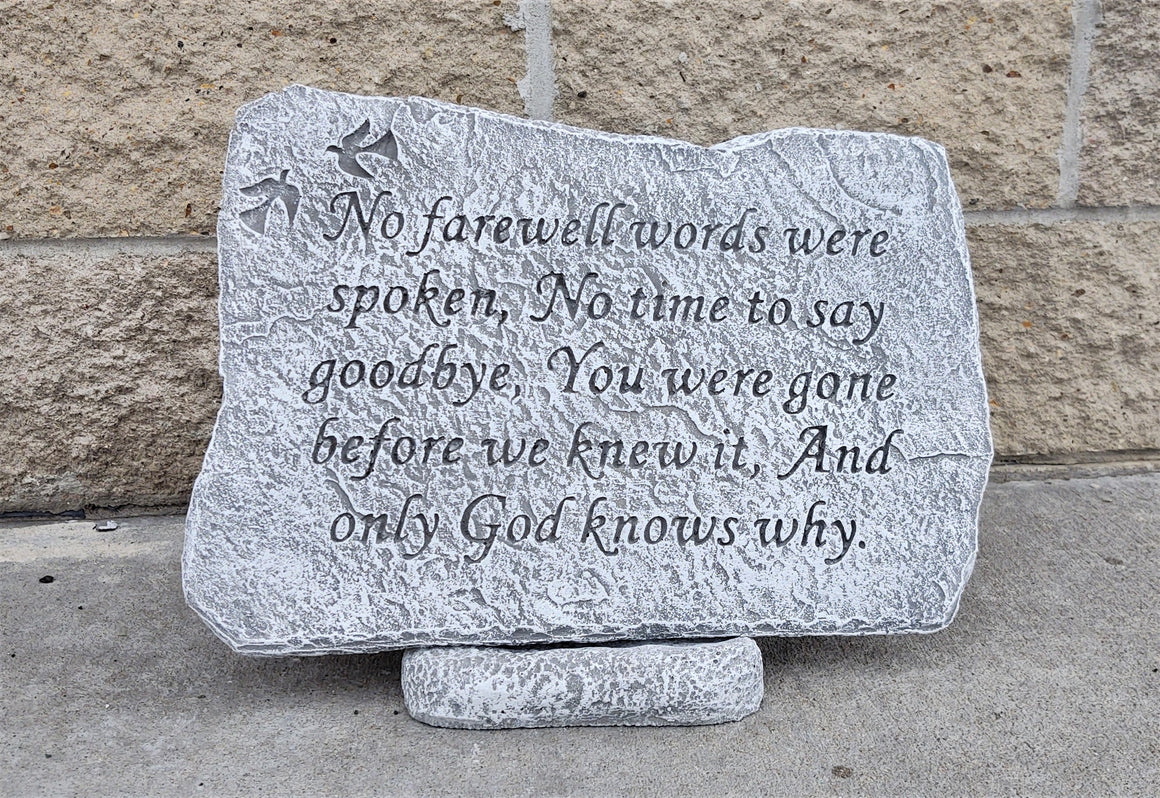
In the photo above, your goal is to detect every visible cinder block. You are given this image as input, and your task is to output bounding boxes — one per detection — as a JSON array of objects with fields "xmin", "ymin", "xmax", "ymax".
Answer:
[
  {"xmin": 0, "ymin": 1, "xmax": 525, "ymax": 239},
  {"xmin": 970, "ymin": 222, "xmax": 1160, "ymax": 457},
  {"xmin": 0, "ymin": 247, "xmax": 219, "ymax": 513},
  {"xmin": 1078, "ymin": 0, "xmax": 1160, "ymax": 206},
  {"xmin": 553, "ymin": 0, "xmax": 1071, "ymax": 211}
]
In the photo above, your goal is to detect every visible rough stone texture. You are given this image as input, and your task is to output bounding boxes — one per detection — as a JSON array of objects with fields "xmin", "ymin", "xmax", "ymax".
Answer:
[
  {"xmin": 1078, "ymin": 1, "xmax": 1160, "ymax": 206},
  {"xmin": 0, "ymin": 246, "xmax": 219, "ymax": 514},
  {"xmin": 0, "ymin": 1, "xmax": 524, "ymax": 239},
  {"xmin": 552, "ymin": 0, "xmax": 1072, "ymax": 211},
  {"xmin": 401, "ymin": 637, "xmax": 763, "ymax": 728},
  {"xmin": 184, "ymin": 88, "xmax": 990, "ymax": 654},
  {"xmin": 970, "ymin": 221, "xmax": 1160, "ymax": 458}
]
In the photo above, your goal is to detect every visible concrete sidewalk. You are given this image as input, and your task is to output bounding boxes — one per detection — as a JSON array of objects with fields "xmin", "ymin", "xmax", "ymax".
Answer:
[{"xmin": 2, "ymin": 473, "xmax": 1157, "ymax": 797}]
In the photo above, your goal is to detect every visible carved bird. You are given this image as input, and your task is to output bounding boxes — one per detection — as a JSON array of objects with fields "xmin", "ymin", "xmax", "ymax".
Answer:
[
  {"xmin": 326, "ymin": 120, "xmax": 398, "ymax": 179},
  {"xmin": 239, "ymin": 169, "xmax": 301, "ymax": 234}
]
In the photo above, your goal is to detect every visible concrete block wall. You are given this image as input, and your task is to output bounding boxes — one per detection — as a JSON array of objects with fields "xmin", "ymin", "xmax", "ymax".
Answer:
[{"xmin": 2, "ymin": 0, "xmax": 1157, "ymax": 515}]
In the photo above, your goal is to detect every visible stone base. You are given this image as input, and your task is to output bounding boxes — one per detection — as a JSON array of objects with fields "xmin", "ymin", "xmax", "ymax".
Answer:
[{"xmin": 401, "ymin": 637, "xmax": 764, "ymax": 729}]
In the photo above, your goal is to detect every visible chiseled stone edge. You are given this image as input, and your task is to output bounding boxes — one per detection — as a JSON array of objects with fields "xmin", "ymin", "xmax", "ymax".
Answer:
[
  {"xmin": 402, "ymin": 637, "xmax": 764, "ymax": 729},
  {"xmin": 182, "ymin": 88, "xmax": 990, "ymax": 655}
]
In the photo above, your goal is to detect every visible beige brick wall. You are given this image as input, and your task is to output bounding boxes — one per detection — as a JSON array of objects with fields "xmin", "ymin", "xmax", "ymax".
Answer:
[
  {"xmin": 0, "ymin": 245, "xmax": 218, "ymax": 513},
  {"xmin": 1078, "ymin": 0, "xmax": 1160, "ymax": 206},
  {"xmin": 1, "ymin": 0, "xmax": 1157, "ymax": 514},
  {"xmin": 0, "ymin": 1, "xmax": 524, "ymax": 238},
  {"xmin": 972, "ymin": 221, "xmax": 1160, "ymax": 456},
  {"xmin": 553, "ymin": 0, "xmax": 1073, "ymax": 211}
]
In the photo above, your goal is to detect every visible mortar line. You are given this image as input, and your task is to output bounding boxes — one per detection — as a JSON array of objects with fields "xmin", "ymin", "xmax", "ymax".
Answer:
[
  {"xmin": 9, "ymin": 456, "xmax": 1160, "ymax": 521},
  {"xmin": 516, "ymin": 0, "xmax": 556, "ymax": 121},
  {"xmin": 5, "ymin": 203, "xmax": 1160, "ymax": 258},
  {"xmin": 8, "ymin": 204, "xmax": 1160, "ymax": 257},
  {"xmin": 0, "ymin": 235, "xmax": 217, "ymax": 257},
  {"xmin": 964, "ymin": 205, "xmax": 1160, "ymax": 226},
  {"xmin": 1058, "ymin": 0, "xmax": 1102, "ymax": 207}
]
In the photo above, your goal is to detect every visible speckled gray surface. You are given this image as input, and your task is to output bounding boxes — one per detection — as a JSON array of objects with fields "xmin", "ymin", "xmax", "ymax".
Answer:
[
  {"xmin": 402, "ymin": 637, "xmax": 763, "ymax": 729},
  {"xmin": 184, "ymin": 86, "xmax": 991, "ymax": 655}
]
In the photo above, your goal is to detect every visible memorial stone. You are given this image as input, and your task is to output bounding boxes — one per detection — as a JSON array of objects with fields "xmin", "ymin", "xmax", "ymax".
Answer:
[
  {"xmin": 184, "ymin": 86, "xmax": 991, "ymax": 656},
  {"xmin": 402, "ymin": 638, "xmax": 764, "ymax": 729}
]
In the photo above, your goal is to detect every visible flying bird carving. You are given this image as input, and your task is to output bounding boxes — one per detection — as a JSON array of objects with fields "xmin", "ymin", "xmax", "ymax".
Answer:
[
  {"xmin": 326, "ymin": 120, "xmax": 398, "ymax": 179},
  {"xmin": 239, "ymin": 169, "xmax": 301, "ymax": 234}
]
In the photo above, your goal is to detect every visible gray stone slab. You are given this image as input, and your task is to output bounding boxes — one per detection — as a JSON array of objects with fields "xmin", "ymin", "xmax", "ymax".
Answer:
[
  {"xmin": 402, "ymin": 637, "xmax": 763, "ymax": 729},
  {"xmin": 184, "ymin": 86, "xmax": 991, "ymax": 654}
]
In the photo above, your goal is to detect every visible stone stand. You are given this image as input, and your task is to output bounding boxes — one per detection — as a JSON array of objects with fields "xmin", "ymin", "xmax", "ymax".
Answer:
[{"xmin": 401, "ymin": 637, "xmax": 764, "ymax": 729}]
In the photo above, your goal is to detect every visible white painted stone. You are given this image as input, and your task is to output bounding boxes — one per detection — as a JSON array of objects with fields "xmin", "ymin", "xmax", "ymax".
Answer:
[
  {"xmin": 184, "ymin": 86, "xmax": 991, "ymax": 655},
  {"xmin": 402, "ymin": 637, "xmax": 764, "ymax": 728}
]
